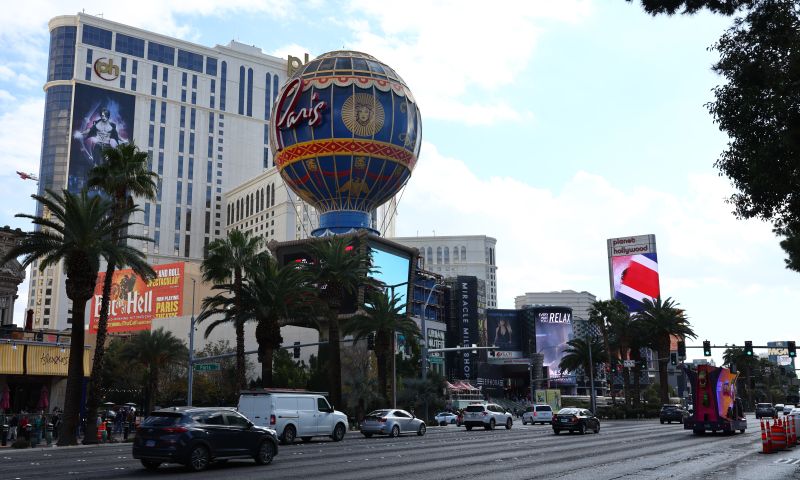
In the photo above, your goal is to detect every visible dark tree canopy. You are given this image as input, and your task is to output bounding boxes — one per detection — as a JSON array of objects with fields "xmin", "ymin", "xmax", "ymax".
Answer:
[{"xmin": 629, "ymin": 0, "xmax": 800, "ymax": 271}]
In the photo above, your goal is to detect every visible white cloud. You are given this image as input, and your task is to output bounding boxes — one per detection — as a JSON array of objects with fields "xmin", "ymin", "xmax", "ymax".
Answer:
[
  {"xmin": 396, "ymin": 141, "xmax": 780, "ymax": 309},
  {"xmin": 0, "ymin": 90, "xmax": 15, "ymax": 102},
  {"xmin": 0, "ymin": 97, "xmax": 44, "ymax": 172},
  {"xmin": 268, "ymin": 43, "xmax": 315, "ymax": 63},
  {"xmin": 341, "ymin": 0, "xmax": 593, "ymax": 125}
]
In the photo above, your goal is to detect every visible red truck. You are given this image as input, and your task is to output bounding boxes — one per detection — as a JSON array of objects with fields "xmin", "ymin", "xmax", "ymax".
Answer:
[{"xmin": 683, "ymin": 364, "xmax": 747, "ymax": 435}]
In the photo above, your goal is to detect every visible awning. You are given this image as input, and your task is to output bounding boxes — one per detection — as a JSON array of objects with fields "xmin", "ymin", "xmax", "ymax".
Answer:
[
  {"xmin": 0, "ymin": 344, "xmax": 24, "ymax": 374},
  {"xmin": 25, "ymin": 345, "xmax": 92, "ymax": 376}
]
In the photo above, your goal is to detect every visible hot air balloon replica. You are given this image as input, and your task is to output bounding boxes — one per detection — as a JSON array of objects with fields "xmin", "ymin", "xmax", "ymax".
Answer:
[{"xmin": 270, "ymin": 50, "xmax": 421, "ymax": 236}]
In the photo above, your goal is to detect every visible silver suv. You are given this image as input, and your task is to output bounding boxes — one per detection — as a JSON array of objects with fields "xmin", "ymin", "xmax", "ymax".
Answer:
[{"xmin": 462, "ymin": 403, "xmax": 513, "ymax": 431}]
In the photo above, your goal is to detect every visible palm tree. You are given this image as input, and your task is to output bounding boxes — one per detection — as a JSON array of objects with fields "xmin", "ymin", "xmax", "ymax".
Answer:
[
  {"xmin": 304, "ymin": 236, "xmax": 371, "ymax": 409},
  {"xmin": 84, "ymin": 141, "xmax": 157, "ymax": 444},
  {"xmin": 558, "ymin": 337, "xmax": 608, "ymax": 396},
  {"xmin": 636, "ymin": 297, "xmax": 696, "ymax": 404},
  {"xmin": 2, "ymin": 189, "xmax": 150, "ymax": 445},
  {"xmin": 588, "ymin": 299, "xmax": 629, "ymax": 404},
  {"xmin": 199, "ymin": 253, "xmax": 317, "ymax": 387},
  {"xmin": 200, "ymin": 229, "xmax": 264, "ymax": 391},
  {"xmin": 608, "ymin": 312, "xmax": 638, "ymax": 406},
  {"xmin": 121, "ymin": 328, "xmax": 187, "ymax": 414},
  {"xmin": 344, "ymin": 290, "xmax": 421, "ymax": 404}
]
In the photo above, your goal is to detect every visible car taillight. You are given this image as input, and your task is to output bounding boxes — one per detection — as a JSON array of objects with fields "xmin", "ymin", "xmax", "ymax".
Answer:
[
  {"xmin": 379, "ymin": 418, "xmax": 387, "ymax": 423},
  {"xmin": 572, "ymin": 416, "xmax": 578, "ymax": 423},
  {"xmin": 482, "ymin": 412, "xmax": 488, "ymax": 416},
  {"xmin": 533, "ymin": 411, "xmax": 537, "ymax": 417},
  {"xmin": 162, "ymin": 427, "xmax": 188, "ymax": 433},
  {"xmin": 270, "ymin": 414, "xmax": 276, "ymax": 425}
]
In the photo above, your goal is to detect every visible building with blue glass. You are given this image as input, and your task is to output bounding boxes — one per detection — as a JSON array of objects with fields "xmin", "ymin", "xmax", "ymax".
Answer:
[{"xmin": 29, "ymin": 14, "xmax": 289, "ymax": 331}]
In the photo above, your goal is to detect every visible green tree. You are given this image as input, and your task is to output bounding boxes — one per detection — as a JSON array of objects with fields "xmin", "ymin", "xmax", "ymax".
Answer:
[
  {"xmin": 636, "ymin": 297, "xmax": 696, "ymax": 404},
  {"xmin": 558, "ymin": 337, "xmax": 608, "ymax": 397},
  {"xmin": 199, "ymin": 229, "xmax": 264, "ymax": 391},
  {"xmin": 628, "ymin": 1, "xmax": 800, "ymax": 268},
  {"xmin": 344, "ymin": 291, "xmax": 421, "ymax": 404},
  {"xmin": 84, "ymin": 141, "xmax": 158, "ymax": 444},
  {"xmin": 588, "ymin": 299, "xmax": 629, "ymax": 404},
  {"xmin": 190, "ymin": 340, "xmax": 242, "ymax": 407},
  {"xmin": 121, "ymin": 328, "xmax": 187, "ymax": 414},
  {"xmin": 397, "ymin": 373, "xmax": 447, "ymax": 422},
  {"xmin": 304, "ymin": 236, "xmax": 371, "ymax": 409},
  {"xmin": 272, "ymin": 348, "xmax": 310, "ymax": 389},
  {"xmin": 608, "ymin": 312, "xmax": 641, "ymax": 406},
  {"xmin": 200, "ymin": 253, "xmax": 316, "ymax": 387},
  {"xmin": 2, "ymin": 189, "xmax": 148, "ymax": 445}
]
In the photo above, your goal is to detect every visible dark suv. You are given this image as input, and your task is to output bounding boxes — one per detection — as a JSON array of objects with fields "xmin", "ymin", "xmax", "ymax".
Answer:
[
  {"xmin": 659, "ymin": 405, "xmax": 689, "ymax": 424},
  {"xmin": 755, "ymin": 403, "xmax": 776, "ymax": 419},
  {"xmin": 132, "ymin": 407, "xmax": 279, "ymax": 472}
]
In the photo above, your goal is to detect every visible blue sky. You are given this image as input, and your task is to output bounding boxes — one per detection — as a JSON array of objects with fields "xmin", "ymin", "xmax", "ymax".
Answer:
[{"xmin": 0, "ymin": 1, "xmax": 796, "ymax": 364}]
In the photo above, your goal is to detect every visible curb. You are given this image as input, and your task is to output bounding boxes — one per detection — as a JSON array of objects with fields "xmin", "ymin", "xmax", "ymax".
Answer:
[{"xmin": 0, "ymin": 441, "xmax": 130, "ymax": 454}]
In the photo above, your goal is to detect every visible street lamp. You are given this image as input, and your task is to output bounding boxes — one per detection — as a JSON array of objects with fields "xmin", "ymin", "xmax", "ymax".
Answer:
[
  {"xmin": 187, "ymin": 278, "xmax": 196, "ymax": 406},
  {"xmin": 385, "ymin": 282, "xmax": 409, "ymax": 410}
]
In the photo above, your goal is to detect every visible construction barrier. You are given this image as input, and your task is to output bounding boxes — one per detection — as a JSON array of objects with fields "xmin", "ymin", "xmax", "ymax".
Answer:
[
  {"xmin": 761, "ymin": 419, "xmax": 772, "ymax": 454},
  {"xmin": 772, "ymin": 419, "xmax": 787, "ymax": 451},
  {"xmin": 790, "ymin": 415, "xmax": 797, "ymax": 447},
  {"xmin": 97, "ymin": 421, "xmax": 106, "ymax": 442}
]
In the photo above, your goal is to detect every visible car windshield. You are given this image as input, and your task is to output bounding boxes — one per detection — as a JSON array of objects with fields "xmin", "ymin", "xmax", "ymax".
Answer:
[
  {"xmin": 662, "ymin": 405, "xmax": 679, "ymax": 410},
  {"xmin": 465, "ymin": 405, "xmax": 486, "ymax": 412},
  {"xmin": 536, "ymin": 406, "xmax": 551, "ymax": 411},
  {"xmin": 557, "ymin": 408, "xmax": 579, "ymax": 415},
  {"xmin": 367, "ymin": 410, "xmax": 389, "ymax": 417},
  {"xmin": 757, "ymin": 404, "xmax": 772, "ymax": 408},
  {"xmin": 142, "ymin": 413, "xmax": 185, "ymax": 426}
]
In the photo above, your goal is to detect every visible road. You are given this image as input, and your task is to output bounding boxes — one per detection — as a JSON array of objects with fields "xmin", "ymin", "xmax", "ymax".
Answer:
[{"xmin": 1, "ymin": 415, "xmax": 799, "ymax": 480}]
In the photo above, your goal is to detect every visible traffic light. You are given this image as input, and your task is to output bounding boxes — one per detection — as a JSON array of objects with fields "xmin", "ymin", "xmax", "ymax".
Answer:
[
  {"xmin": 703, "ymin": 340, "xmax": 712, "ymax": 357},
  {"xmin": 670, "ymin": 352, "xmax": 678, "ymax": 366},
  {"xmin": 367, "ymin": 333, "xmax": 375, "ymax": 350},
  {"xmin": 293, "ymin": 341, "xmax": 301, "ymax": 359},
  {"xmin": 789, "ymin": 341, "xmax": 796, "ymax": 358},
  {"xmin": 677, "ymin": 341, "xmax": 686, "ymax": 358},
  {"xmin": 744, "ymin": 341, "xmax": 753, "ymax": 356}
]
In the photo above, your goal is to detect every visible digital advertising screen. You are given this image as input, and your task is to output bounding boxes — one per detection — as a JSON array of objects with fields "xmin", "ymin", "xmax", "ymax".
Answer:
[
  {"xmin": 611, "ymin": 253, "xmax": 661, "ymax": 313},
  {"xmin": 69, "ymin": 83, "xmax": 135, "ymax": 193},
  {"xmin": 89, "ymin": 262, "xmax": 184, "ymax": 333},
  {"xmin": 368, "ymin": 241, "xmax": 411, "ymax": 314},
  {"xmin": 486, "ymin": 309, "xmax": 525, "ymax": 363},
  {"xmin": 534, "ymin": 307, "xmax": 575, "ymax": 385}
]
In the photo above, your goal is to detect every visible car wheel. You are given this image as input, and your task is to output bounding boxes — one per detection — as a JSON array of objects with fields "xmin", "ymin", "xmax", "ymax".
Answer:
[
  {"xmin": 389, "ymin": 425, "xmax": 400, "ymax": 438},
  {"xmin": 488, "ymin": 418, "xmax": 496, "ymax": 430},
  {"xmin": 187, "ymin": 445, "xmax": 210, "ymax": 472},
  {"xmin": 660, "ymin": 419, "xmax": 664, "ymax": 424},
  {"xmin": 362, "ymin": 432, "xmax": 373, "ymax": 438},
  {"xmin": 417, "ymin": 424, "xmax": 426, "ymax": 436},
  {"xmin": 505, "ymin": 418, "xmax": 512, "ymax": 430},
  {"xmin": 281, "ymin": 425, "xmax": 296, "ymax": 445},
  {"xmin": 440, "ymin": 422, "xmax": 446, "ymax": 426},
  {"xmin": 466, "ymin": 425, "xmax": 472, "ymax": 431},
  {"xmin": 739, "ymin": 429, "xmax": 746, "ymax": 433},
  {"xmin": 254, "ymin": 440, "xmax": 275, "ymax": 466},
  {"xmin": 594, "ymin": 424, "xmax": 600, "ymax": 434},
  {"xmin": 578, "ymin": 424, "xmax": 586, "ymax": 435},
  {"xmin": 140, "ymin": 460, "xmax": 161, "ymax": 471},
  {"xmin": 522, "ymin": 419, "xmax": 527, "ymax": 425},
  {"xmin": 332, "ymin": 423, "xmax": 346, "ymax": 442},
  {"xmin": 553, "ymin": 429, "xmax": 560, "ymax": 435}
]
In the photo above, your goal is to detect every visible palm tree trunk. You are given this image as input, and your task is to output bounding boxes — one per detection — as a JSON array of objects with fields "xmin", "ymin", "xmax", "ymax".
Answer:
[
  {"xmin": 84, "ymin": 258, "xmax": 116, "ymax": 445},
  {"xmin": 57, "ymin": 277, "xmax": 92, "ymax": 446},
  {"xmin": 234, "ymin": 269, "xmax": 246, "ymax": 391},
  {"xmin": 261, "ymin": 348, "xmax": 274, "ymax": 388},
  {"xmin": 328, "ymin": 311, "xmax": 342, "ymax": 409},
  {"xmin": 601, "ymin": 328, "xmax": 615, "ymax": 404},
  {"xmin": 147, "ymin": 366, "xmax": 159, "ymax": 415},
  {"xmin": 375, "ymin": 331, "xmax": 390, "ymax": 404}
]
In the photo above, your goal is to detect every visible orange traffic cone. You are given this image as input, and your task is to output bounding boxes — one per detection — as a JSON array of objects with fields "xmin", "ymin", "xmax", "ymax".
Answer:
[
  {"xmin": 761, "ymin": 419, "xmax": 771, "ymax": 454},
  {"xmin": 772, "ymin": 420, "xmax": 787, "ymax": 451}
]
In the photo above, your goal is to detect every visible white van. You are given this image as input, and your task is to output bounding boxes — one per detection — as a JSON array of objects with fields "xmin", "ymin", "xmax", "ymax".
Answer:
[{"xmin": 238, "ymin": 390, "xmax": 348, "ymax": 444}]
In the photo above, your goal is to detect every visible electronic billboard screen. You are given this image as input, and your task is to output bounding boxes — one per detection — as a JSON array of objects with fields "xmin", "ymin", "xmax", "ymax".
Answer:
[
  {"xmin": 611, "ymin": 253, "xmax": 660, "ymax": 313},
  {"xmin": 534, "ymin": 307, "xmax": 575, "ymax": 385},
  {"xmin": 368, "ymin": 242, "xmax": 411, "ymax": 314},
  {"xmin": 69, "ymin": 83, "xmax": 135, "ymax": 193}
]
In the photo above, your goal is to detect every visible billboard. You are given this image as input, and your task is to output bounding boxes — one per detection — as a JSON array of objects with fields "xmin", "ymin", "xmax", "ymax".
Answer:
[
  {"xmin": 369, "ymin": 242, "xmax": 412, "ymax": 314},
  {"xmin": 69, "ymin": 83, "xmax": 135, "ymax": 193},
  {"xmin": 607, "ymin": 234, "xmax": 660, "ymax": 313},
  {"xmin": 534, "ymin": 306, "xmax": 575, "ymax": 385},
  {"xmin": 768, "ymin": 341, "xmax": 796, "ymax": 368},
  {"xmin": 452, "ymin": 276, "xmax": 480, "ymax": 380},
  {"xmin": 487, "ymin": 309, "xmax": 527, "ymax": 364},
  {"xmin": 89, "ymin": 262, "xmax": 184, "ymax": 333}
]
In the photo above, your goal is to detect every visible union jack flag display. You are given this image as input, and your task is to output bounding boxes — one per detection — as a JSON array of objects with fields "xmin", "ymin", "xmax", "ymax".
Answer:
[{"xmin": 611, "ymin": 252, "xmax": 661, "ymax": 312}]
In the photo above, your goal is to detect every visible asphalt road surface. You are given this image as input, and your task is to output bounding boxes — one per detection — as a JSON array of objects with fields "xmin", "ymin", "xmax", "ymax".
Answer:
[{"xmin": 1, "ymin": 415, "xmax": 799, "ymax": 480}]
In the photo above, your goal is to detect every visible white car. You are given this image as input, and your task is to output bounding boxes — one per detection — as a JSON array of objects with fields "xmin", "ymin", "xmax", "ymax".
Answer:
[
  {"xmin": 238, "ymin": 390, "xmax": 348, "ymax": 444},
  {"xmin": 434, "ymin": 412, "xmax": 458, "ymax": 426},
  {"xmin": 784, "ymin": 404, "xmax": 794, "ymax": 415},
  {"xmin": 522, "ymin": 405, "xmax": 554, "ymax": 425},
  {"xmin": 462, "ymin": 403, "xmax": 513, "ymax": 431}
]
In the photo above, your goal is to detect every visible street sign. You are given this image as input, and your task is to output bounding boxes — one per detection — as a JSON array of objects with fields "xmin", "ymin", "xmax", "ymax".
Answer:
[
  {"xmin": 623, "ymin": 360, "xmax": 636, "ymax": 368},
  {"xmin": 194, "ymin": 363, "xmax": 220, "ymax": 372}
]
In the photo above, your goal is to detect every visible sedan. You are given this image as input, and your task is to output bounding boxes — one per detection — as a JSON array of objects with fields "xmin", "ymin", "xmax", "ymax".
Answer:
[
  {"xmin": 360, "ymin": 409, "xmax": 427, "ymax": 438},
  {"xmin": 435, "ymin": 411, "xmax": 458, "ymax": 426},
  {"xmin": 132, "ymin": 407, "xmax": 278, "ymax": 472},
  {"xmin": 551, "ymin": 407, "xmax": 600, "ymax": 435}
]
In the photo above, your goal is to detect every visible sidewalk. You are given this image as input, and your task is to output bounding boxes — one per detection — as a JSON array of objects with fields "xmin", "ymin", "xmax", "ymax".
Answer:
[{"xmin": 0, "ymin": 434, "xmax": 134, "ymax": 452}]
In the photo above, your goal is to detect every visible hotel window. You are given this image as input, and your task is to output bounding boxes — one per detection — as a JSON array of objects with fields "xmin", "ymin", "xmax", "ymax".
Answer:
[
  {"xmin": 220, "ymin": 61, "xmax": 227, "ymax": 111},
  {"xmin": 132, "ymin": 59, "xmax": 138, "ymax": 75},
  {"xmin": 152, "ymin": 64, "xmax": 158, "ymax": 80},
  {"xmin": 192, "ymin": 74, "xmax": 197, "ymax": 90},
  {"xmin": 181, "ymin": 72, "xmax": 187, "ymax": 87},
  {"xmin": 246, "ymin": 67, "xmax": 253, "ymax": 117},
  {"xmin": 177, "ymin": 49, "xmax": 203, "ymax": 73},
  {"xmin": 160, "ymin": 102, "xmax": 166, "ymax": 124},
  {"xmin": 131, "ymin": 78, "xmax": 137, "ymax": 90},
  {"xmin": 147, "ymin": 42, "xmax": 175, "ymax": 65},
  {"xmin": 115, "ymin": 33, "xmax": 145, "ymax": 58},
  {"xmin": 238, "ymin": 66, "xmax": 245, "ymax": 115},
  {"xmin": 206, "ymin": 57, "xmax": 217, "ymax": 76},
  {"xmin": 86, "ymin": 48, "xmax": 92, "ymax": 64},
  {"xmin": 121, "ymin": 58, "xmax": 127, "ymax": 72},
  {"xmin": 82, "ymin": 25, "xmax": 112, "ymax": 49}
]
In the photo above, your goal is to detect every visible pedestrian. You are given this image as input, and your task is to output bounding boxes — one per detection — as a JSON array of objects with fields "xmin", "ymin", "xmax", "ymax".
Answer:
[
  {"xmin": 8, "ymin": 414, "xmax": 18, "ymax": 441},
  {"xmin": 19, "ymin": 413, "xmax": 29, "ymax": 441}
]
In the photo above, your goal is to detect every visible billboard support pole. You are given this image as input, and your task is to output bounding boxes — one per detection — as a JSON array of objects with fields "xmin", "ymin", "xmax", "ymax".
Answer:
[
  {"xmin": 587, "ymin": 333, "xmax": 596, "ymax": 414},
  {"xmin": 187, "ymin": 279, "xmax": 196, "ymax": 406}
]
